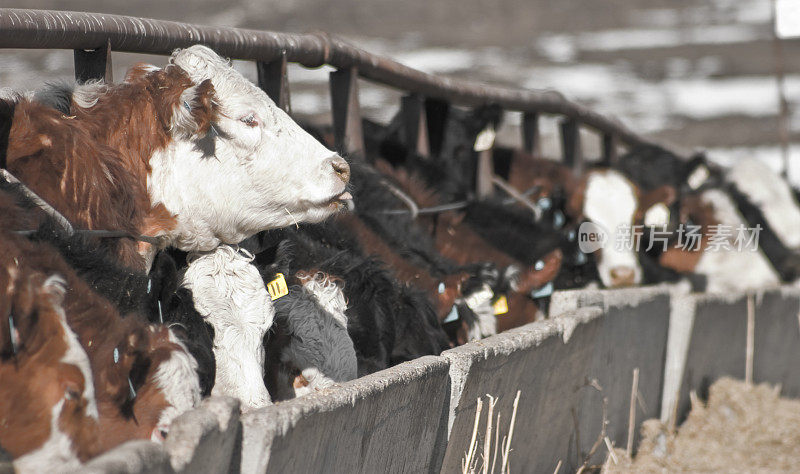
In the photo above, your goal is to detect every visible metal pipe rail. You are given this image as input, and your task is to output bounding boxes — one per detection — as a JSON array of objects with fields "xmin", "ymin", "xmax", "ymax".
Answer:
[{"xmin": 0, "ymin": 9, "xmax": 651, "ymax": 147}]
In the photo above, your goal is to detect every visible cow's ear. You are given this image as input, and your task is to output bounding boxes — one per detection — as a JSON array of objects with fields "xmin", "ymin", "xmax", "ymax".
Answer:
[
  {"xmin": 171, "ymin": 79, "xmax": 219, "ymax": 140},
  {"xmin": 188, "ymin": 79, "xmax": 217, "ymax": 137}
]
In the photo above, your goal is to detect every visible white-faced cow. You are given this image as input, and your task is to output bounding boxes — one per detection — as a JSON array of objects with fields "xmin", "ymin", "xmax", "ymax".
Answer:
[{"xmin": 5, "ymin": 45, "xmax": 350, "ymax": 271}]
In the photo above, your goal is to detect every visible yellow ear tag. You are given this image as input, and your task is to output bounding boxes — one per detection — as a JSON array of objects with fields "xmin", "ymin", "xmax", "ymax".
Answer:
[
  {"xmin": 267, "ymin": 273, "xmax": 289, "ymax": 300},
  {"xmin": 492, "ymin": 295, "xmax": 509, "ymax": 315}
]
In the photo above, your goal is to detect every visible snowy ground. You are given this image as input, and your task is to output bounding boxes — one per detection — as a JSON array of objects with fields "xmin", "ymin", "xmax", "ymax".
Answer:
[{"xmin": 3, "ymin": 0, "xmax": 800, "ymax": 182}]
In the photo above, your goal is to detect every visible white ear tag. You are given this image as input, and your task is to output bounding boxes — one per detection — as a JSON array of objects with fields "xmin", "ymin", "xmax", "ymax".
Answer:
[
  {"xmin": 473, "ymin": 126, "xmax": 496, "ymax": 152},
  {"xmin": 644, "ymin": 202, "xmax": 670, "ymax": 227},
  {"xmin": 464, "ymin": 284, "xmax": 494, "ymax": 311},
  {"xmin": 530, "ymin": 281, "xmax": 554, "ymax": 299},
  {"xmin": 443, "ymin": 305, "xmax": 459, "ymax": 323},
  {"xmin": 687, "ymin": 165, "xmax": 709, "ymax": 190}
]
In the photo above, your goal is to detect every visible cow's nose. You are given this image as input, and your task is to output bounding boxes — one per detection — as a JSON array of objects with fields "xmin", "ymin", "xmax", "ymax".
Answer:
[
  {"xmin": 327, "ymin": 155, "xmax": 350, "ymax": 184},
  {"xmin": 609, "ymin": 266, "xmax": 636, "ymax": 287}
]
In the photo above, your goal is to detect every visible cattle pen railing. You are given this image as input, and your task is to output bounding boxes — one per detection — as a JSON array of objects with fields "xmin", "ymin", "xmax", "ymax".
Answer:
[{"xmin": 0, "ymin": 8, "xmax": 677, "ymax": 198}]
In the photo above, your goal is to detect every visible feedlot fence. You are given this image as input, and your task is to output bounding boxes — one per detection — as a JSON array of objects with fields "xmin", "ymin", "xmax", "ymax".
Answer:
[
  {"xmin": 0, "ymin": 10, "xmax": 792, "ymax": 474},
  {"xmin": 0, "ymin": 8, "xmax": 676, "ymax": 195}
]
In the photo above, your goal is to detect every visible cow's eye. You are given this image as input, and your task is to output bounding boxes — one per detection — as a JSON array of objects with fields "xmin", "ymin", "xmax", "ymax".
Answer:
[
  {"xmin": 240, "ymin": 113, "xmax": 258, "ymax": 127},
  {"xmin": 64, "ymin": 383, "xmax": 81, "ymax": 401}
]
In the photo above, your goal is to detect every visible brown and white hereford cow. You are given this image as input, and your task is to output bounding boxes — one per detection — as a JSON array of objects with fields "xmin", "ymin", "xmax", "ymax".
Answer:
[
  {"xmin": 5, "ymin": 45, "xmax": 350, "ymax": 271},
  {"xmin": 0, "ymin": 190, "xmax": 200, "ymax": 450},
  {"xmin": 0, "ymin": 236, "xmax": 99, "ymax": 472}
]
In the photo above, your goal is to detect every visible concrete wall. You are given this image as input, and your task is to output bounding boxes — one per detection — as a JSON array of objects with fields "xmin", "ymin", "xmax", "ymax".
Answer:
[
  {"xmin": 438, "ymin": 307, "xmax": 603, "ymax": 474},
  {"xmin": 76, "ymin": 284, "xmax": 800, "ymax": 474},
  {"xmin": 753, "ymin": 287, "xmax": 800, "ymax": 396},
  {"xmin": 550, "ymin": 285, "xmax": 672, "ymax": 462},
  {"xmin": 240, "ymin": 355, "xmax": 450, "ymax": 474}
]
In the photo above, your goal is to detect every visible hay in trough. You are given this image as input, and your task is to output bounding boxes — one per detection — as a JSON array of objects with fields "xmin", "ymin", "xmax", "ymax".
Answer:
[{"xmin": 603, "ymin": 377, "xmax": 800, "ymax": 473}]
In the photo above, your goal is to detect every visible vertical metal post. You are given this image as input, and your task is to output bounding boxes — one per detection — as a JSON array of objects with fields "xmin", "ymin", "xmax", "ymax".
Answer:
[
  {"xmin": 73, "ymin": 38, "xmax": 112, "ymax": 83},
  {"xmin": 474, "ymin": 106, "xmax": 496, "ymax": 199},
  {"xmin": 475, "ymin": 148, "xmax": 494, "ymax": 199},
  {"xmin": 560, "ymin": 118, "xmax": 583, "ymax": 175},
  {"xmin": 521, "ymin": 111, "xmax": 540, "ymax": 156},
  {"xmin": 425, "ymin": 98, "xmax": 450, "ymax": 157},
  {"xmin": 601, "ymin": 133, "xmax": 618, "ymax": 166},
  {"xmin": 400, "ymin": 94, "xmax": 429, "ymax": 157},
  {"xmin": 257, "ymin": 52, "xmax": 291, "ymax": 113},
  {"xmin": 330, "ymin": 67, "xmax": 364, "ymax": 157}
]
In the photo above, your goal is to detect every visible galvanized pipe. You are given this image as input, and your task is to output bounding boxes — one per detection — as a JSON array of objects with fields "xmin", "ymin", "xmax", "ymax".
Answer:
[{"xmin": 0, "ymin": 8, "xmax": 653, "ymax": 148}]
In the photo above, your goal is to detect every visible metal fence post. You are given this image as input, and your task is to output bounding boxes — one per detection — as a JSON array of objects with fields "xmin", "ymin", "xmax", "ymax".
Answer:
[
  {"xmin": 330, "ymin": 67, "xmax": 364, "ymax": 157},
  {"xmin": 560, "ymin": 118, "xmax": 583, "ymax": 175},
  {"xmin": 73, "ymin": 38, "xmax": 112, "ymax": 83},
  {"xmin": 257, "ymin": 52, "xmax": 291, "ymax": 113},
  {"xmin": 601, "ymin": 132, "xmax": 618, "ymax": 166},
  {"xmin": 522, "ymin": 111, "xmax": 540, "ymax": 156},
  {"xmin": 425, "ymin": 98, "xmax": 450, "ymax": 158},
  {"xmin": 401, "ymin": 94, "xmax": 429, "ymax": 158}
]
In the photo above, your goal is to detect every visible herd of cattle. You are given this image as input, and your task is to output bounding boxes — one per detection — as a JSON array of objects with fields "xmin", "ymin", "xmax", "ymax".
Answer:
[{"xmin": 1, "ymin": 44, "xmax": 799, "ymax": 471}]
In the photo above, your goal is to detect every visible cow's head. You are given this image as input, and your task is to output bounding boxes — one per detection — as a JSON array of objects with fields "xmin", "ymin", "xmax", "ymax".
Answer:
[
  {"xmin": 0, "ymin": 267, "xmax": 100, "ymax": 470},
  {"xmin": 267, "ymin": 272, "xmax": 357, "ymax": 400},
  {"xmin": 571, "ymin": 169, "xmax": 642, "ymax": 288},
  {"xmin": 148, "ymin": 45, "xmax": 351, "ymax": 251}
]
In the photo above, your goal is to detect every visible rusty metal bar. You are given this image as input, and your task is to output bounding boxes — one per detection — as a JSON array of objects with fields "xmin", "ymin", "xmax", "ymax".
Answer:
[
  {"xmin": 330, "ymin": 67, "xmax": 364, "ymax": 157},
  {"xmin": 73, "ymin": 38, "xmax": 112, "ymax": 83},
  {"xmin": 257, "ymin": 53, "xmax": 291, "ymax": 112},
  {"xmin": 521, "ymin": 112, "xmax": 540, "ymax": 156},
  {"xmin": 560, "ymin": 119, "xmax": 583, "ymax": 174},
  {"xmin": 601, "ymin": 132, "xmax": 618, "ymax": 166},
  {"xmin": 400, "ymin": 94, "xmax": 429, "ymax": 157},
  {"xmin": 0, "ymin": 9, "xmax": 660, "ymax": 150}
]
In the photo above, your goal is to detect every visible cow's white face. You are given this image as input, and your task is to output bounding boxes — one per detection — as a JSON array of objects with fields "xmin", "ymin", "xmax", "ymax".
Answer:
[
  {"xmin": 149, "ymin": 45, "xmax": 350, "ymax": 251},
  {"xmin": 583, "ymin": 170, "xmax": 643, "ymax": 287}
]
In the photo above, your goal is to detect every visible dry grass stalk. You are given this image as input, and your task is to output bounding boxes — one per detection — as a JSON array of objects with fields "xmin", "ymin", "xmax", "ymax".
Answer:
[
  {"xmin": 463, "ymin": 397, "xmax": 484, "ymax": 474},
  {"xmin": 745, "ymin": 293, "xmax": 755, "ymax": 385},
  {"xmin": 576, "ymin": 395, "xmax": 610, "ymax": 473},
  {"xmin": 626, "ymin": 368, "xmax": 640, "ymax": 458},
  {"xmin": 482, "ymin": 395, "xmax": 497, "ymax": 474},
  {"xmin": 460, "ymin": 392, "xmax": 522, "ymax": 474},
  {"xmin": 553, "ymin": 460, "xmax": 563, "ymax": 474},
  {"xmin": 490, "ymin": 413, "xmax": 501, "ymax": 474},
  {"xmin": 500, "ymin": 390, "xmax": 521, "ymax": 474},
  {"xmin": 604, "ymin": 437, "xmax": 619, "ymax": 465},
  {"xmin": 668, "ymin": 387, "xmax": 680, "ymax": 434},
  {"xmin": 689, "ymin": 390, "xmax": 702, "ymax": 412}
]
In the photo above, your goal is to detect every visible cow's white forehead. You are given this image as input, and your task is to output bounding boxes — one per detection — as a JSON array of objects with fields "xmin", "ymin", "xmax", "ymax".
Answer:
[
  {"xmin": 171, "ymin": 46, "xmax": 266, "ymax": 99},
  {"xmin": 583, "ymin": 170, "xmax": 638, "ymax": 229},
  {"xmin": 169, "ymin": 45, "xmax": 285, "ymax": 128}
]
